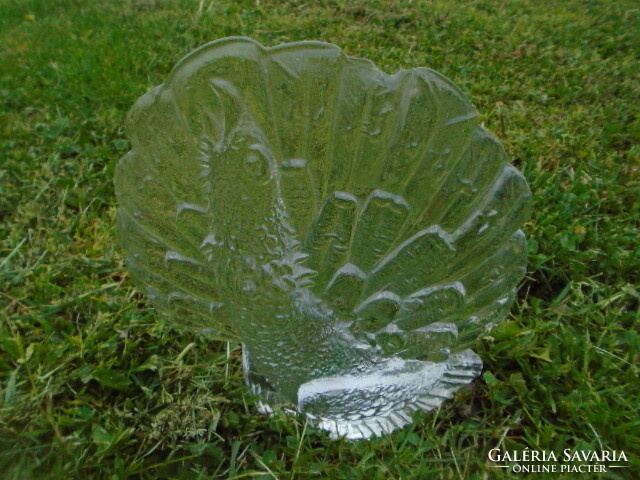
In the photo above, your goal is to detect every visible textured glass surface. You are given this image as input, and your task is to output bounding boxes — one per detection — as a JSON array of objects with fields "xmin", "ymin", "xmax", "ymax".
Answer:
[{"xmin": 115, "ymin": 37, "xmax": 531, "ymax": 439}]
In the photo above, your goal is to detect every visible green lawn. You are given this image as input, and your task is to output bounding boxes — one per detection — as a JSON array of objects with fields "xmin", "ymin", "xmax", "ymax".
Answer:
[{"xmin": 1, "ymin": 0, "xmax": 638, "ymax": 478}]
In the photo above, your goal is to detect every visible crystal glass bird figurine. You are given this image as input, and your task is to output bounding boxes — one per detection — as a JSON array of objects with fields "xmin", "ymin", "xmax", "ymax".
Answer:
[{"xmin": 115, "ymin": 37, "xmax": 531, "ymax": 439}]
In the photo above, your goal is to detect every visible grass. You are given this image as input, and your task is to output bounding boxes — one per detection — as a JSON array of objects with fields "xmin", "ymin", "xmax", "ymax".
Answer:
[{"xmin": 0, "ymin": 0, "xmax": 638, "ymax": 478}]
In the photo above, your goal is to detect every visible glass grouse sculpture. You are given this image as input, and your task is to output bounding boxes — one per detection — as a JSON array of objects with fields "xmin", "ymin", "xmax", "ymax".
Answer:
[{"xmin": 115, "ymin": 37, "xmax": 531, "ymax": 439}]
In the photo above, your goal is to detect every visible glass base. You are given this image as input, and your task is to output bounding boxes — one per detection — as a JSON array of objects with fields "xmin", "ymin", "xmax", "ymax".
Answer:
[{"xmin": 243, "ymin": 346, "xmax": 482, "ymax": 439}]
